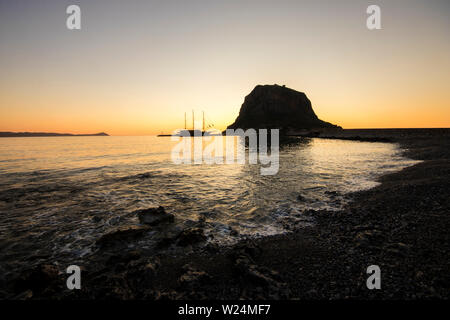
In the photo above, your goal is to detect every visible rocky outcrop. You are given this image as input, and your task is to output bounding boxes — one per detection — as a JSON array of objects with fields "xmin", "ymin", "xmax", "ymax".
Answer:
[
  {"xmin": 11, "ymin": 264, "xmax": 61, "ymax": 298},
  {"xmin": 135, "ymin": 206, "xmax": 174, "ymax": 226},
  {"xmin": 227, "ymin": 84, "xmax": 340, "ymax": 131},
  {"xmin": 176, "ymin": 227, "xmax": 207, "ymax": 246},
  {"xmin": 96, "ymin": 226, "xmax": 151, "ymax": 248}
]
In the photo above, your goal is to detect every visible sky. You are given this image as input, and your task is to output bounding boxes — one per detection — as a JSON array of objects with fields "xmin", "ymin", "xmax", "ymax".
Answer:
[{"xmin": 0, "ymin": 0, "xmax": 449, "ymax": 135}]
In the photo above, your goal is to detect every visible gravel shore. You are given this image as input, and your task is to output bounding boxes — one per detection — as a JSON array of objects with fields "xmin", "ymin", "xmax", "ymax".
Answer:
[{"xmin": 3, "ymin": 129, "xmax": 449, "ymax": 300}]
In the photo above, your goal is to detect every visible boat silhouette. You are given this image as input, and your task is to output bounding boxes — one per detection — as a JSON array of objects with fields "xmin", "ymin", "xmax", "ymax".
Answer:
[{"xmin": 158, "ymin": 111, "xmax": 221, "ymax": 136}]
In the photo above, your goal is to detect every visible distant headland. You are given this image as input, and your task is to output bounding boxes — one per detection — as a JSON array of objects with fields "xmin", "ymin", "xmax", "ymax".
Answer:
[{"xmin": 0, "ymin": 132, "xmax": 109, "ymax": 137}]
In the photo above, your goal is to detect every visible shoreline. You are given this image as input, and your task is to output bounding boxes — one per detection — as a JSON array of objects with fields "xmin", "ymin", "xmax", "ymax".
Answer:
[{"xmin": 3, "ymin": 128, "xmax": 449, "ymax": 299}]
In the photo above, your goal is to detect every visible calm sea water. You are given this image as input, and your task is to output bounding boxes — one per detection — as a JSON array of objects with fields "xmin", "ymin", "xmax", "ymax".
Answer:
[{"xmin": 0, "ymin": 136, "xmax": 419, "ymax": 268}]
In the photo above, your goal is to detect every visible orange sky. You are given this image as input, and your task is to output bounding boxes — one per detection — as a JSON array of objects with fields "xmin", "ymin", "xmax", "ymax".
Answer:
[{"xmin": 0, "ymin": 0, "xmax": 449, "ymax": 135}]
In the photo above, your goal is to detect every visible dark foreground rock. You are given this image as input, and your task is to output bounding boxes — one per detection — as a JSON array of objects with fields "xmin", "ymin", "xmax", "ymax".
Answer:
[
  {"xmin": 135, "ymin": 206, "xmax": 174, "ymax": 226},
  {"xmin": 176, "ymin": 228, "xmax": 207, "ymax": 247},
  {"xmin": 10, "ymin": 264, "xmax": 62, "ymax": 299}
]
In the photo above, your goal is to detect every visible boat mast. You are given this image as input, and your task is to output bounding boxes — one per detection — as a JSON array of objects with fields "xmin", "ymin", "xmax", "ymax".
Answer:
[
  {"xmin": 184, "ymin": 112, "xmax": 186, "ymax": 130},
  {"xmin": 202, "ymin": 111, "xmax": 205, "ymax": 132},
  {"xmin": 192, "ymin": 110, "xmax": 194, "ymax": 130}
]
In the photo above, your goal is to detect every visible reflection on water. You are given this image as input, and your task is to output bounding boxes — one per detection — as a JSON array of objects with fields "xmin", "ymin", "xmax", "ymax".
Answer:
[{"xmin": 0, "ymin": 136, "xmax": 419, "ymax": 269}]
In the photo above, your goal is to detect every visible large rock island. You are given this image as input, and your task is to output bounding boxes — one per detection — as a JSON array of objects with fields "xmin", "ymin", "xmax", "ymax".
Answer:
[{"xmin": 227, "ymin": 84, "xmax": 340, "ymax": 132}]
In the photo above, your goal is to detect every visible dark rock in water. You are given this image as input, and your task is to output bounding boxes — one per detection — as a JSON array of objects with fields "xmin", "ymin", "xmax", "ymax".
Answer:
[
  {"xmin": 135, "ymin": 206, "xmax": 174, "ymax": 226},
  {"xmin": 227, "ymin": 84, "xmax": 340, "ymax": 131},
  {"xmin": 325, "ymin": 191, "xmax": 338, "ymax": 197},
  {"xmin": 297, "ymin": 194, "xmax": 306, "ymax": 202},
  {"xmin": 96, "ymin": 226, "xmax": 150, "ymax": 247},
  {"xmin": 230, "ymin": 227, "xmax": 239, "ymax": 236},
  {"xmin": 91, "ymin": 215, "xmax": 102, "ymax": 223},
  {"xmin": 176, "ymin": 227, "xmax": 207, "ymax": 246},
  {"xmin": 154, "ymin": 226, "xmax": 185, "ymax": 249}
]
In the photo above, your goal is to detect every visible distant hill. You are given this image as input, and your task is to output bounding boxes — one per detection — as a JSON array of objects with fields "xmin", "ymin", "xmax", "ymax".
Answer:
[
  {"xmin": 0, "ymin": 132, "xmax": 109, "ymax": 137},
  {"xmin": 227, "ymin": 84, "xmax": 340, "ymax": 131}
]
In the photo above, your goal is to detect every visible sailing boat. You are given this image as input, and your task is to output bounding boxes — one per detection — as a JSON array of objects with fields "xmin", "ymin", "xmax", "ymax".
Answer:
[{"xmin": 157, "ymin": 111, "xmax": 221, "ymax": 137}]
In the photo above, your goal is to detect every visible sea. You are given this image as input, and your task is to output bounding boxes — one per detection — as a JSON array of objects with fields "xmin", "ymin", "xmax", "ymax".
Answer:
[{"xmin": 0, "ymin": 136, "xmax": 420, "ymax": 272}]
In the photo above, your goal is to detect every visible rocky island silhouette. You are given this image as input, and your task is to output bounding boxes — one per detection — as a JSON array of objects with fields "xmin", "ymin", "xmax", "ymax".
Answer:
[{"xmin": 227, "ymin": 84, "xmax": 341, "ymax": 133}]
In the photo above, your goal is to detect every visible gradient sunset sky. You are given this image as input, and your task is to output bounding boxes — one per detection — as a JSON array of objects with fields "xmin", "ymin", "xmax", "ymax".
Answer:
[{"xmin": 0, "ymin": 0, "xmax": 449, "ymax": 135}]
